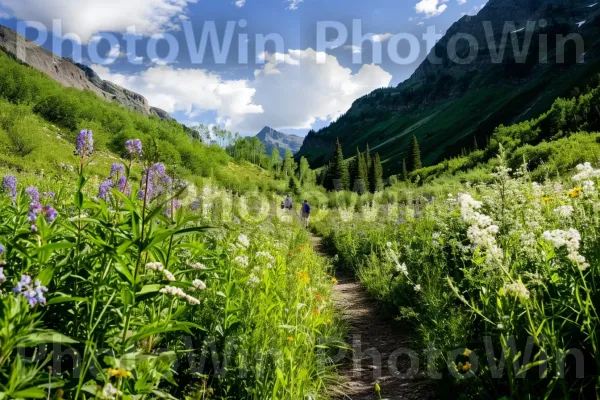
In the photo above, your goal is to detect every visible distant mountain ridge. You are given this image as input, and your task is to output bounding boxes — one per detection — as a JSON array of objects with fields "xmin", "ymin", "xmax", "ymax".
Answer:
[
  {"xmin": 296, "ymin": 0, "xmax": 600, "ymax": 175},
  {"xmin": 256, "ymin": 126, "xmax": 304, "ymax": 155},
  {"xmin": 0, "ymin": 25, "xmax": 171, "ymax": 120}
]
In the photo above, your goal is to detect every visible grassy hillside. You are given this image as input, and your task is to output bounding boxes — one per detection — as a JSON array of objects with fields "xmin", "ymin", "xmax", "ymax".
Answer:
[{"xmin": 0, "ymin": 50, "xmax": 284, "ymax": 194}]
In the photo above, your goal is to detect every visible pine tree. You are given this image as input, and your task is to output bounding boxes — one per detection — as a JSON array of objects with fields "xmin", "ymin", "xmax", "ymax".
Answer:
[
  {"xmin": 370, "ymin": 153, "xmax": 384, "ymax": 192},
  {"xmin": 402, "ymin": 158, "xmax": 408, "ymax": 181},
  {"xmin": 365, "ymin": 144, "xmax": 372, "ymax": 180},
  {"xmin": 473, "ymin": 136, "xmax": 479, "ymax": 151},
  {"xmin": 407, "ymin": 136, "xmax": 422, "ymax": 172},
  {"xmin": 330, "ymin": 138, "xmax": 350, "ymax": 190},
  {"xmin": 350, "ymin": 148, "xmax": 368, "ymax": 194}
]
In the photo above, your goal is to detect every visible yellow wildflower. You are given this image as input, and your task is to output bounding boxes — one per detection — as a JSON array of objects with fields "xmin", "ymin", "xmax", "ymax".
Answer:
[
  {"xmin": 298, "ymin": 273, "xmax": 310, "ymax": 283},
  {"xmin": 462, "ymin": 362, "xmax": 471, "ymax": 372},
  {"xmin": 331, "ymin": 277, "xmax": 339, "ymax": 285},
  {"xmin": 108, "ymin": 368, "xmax": 133, "ymax": 378},
  {"xmin": 568, "ymin": 187, "xmax": 583, "ymax": 198},
  {"xmin": 463, "ymin": 348, "xmax": 472, "ymax": 357},
  {"xmin": 542, "ymin": 196, "xmax": 555, "ymax": 202},
  {"xmin": 287, "ymin": 337, "xmax": 295, "ymax": 342}
]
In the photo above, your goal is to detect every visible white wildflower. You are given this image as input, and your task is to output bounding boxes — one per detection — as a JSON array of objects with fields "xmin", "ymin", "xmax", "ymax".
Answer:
[
  {"xmin": 234, "ymin": 256, "xmax": 249, "ymax": 267},
  {"xmin": 146, "ymin": 262, "xmax": 164, "ymax": 271},
  {"xmin": 395, "ymin": 262, "xmax": 409, "ymax": 277},
  {"xmin": 162, "ymin": 270, "xmax": 176, "ymax": 282},
  {"xmin": 247, "ymin": 274, "xmax": 260, "ymax": 286},
  {"xmin": 237, "ymin": 233, "xmax": 250, "ymax": 248},
  {"xmin": 414, "ymin": 284, "xmax": 421, "ymax": 292},
  {"xmin": 192, "ymin": 279, "xmax": 206, "ymax": 290},
  {"xmin": 554, "ymin": 205, "xmax": 574, "ymax": 218},
  {"xmin": 190, "ymin": 262, "xmax": 208, "ymax": 270},
  {"xmin": 386, "ymin": 242, "xmax": 392, "ymax": 248},
  {"xmin": 504, "ymin": 281, "xmax": 530, "ymax": 301},
  {"xmin": 542, "ymin": 229, "xmax": 589, "ymax": 270},
  {"xmin": 572, "ymin": 162, "xmax": 600, "ymax": 181},
  {"xmin": 256, "ymin": 251, "xmax": 275, "ymax": 263},
  {"xmin": 101, "ymin": 383, "xmax": 122, "ymax": 400}
]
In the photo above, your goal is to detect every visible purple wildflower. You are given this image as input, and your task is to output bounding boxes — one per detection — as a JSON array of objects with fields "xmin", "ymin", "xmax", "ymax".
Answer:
[
  {"xmin": 137, "ymin": 163, "xmax": 170, "ymax": 202},
  {"xmin": 25, "ymin": 186, "xmax": 40, "ymax": 202},
  {"xmin": 110, "ymin": 163, "xmax": 125, "ymax": 178},
  {"xmin": 42, "ymin": 192, "xmax": 56, "ymax": 199},
  {"xmin": 28, "ymin": 202, "xmax": 42, "ymax": 222},
  {"xmin": 164, "ymin": 199, "xmax": 182, "ymax": 216},
  {"xmin": 2, "ymin": 175, "xmax": 17, "ymax": 201},
  {"xmin": 13, "ymin": 275, "xmax": 48, "ymax": 307},
  {"xmin": 42, "ymin": 205, "xmax": 58, "ymax": 223},
  {"xmin": 0, "ymin": 244, "xmax": 4, "ymax": 255},
  {"xmin": 125, "ymin": 139, "xmax": 143, "ymax": 158},
  {"xmin": 98, "ymin": 179, "xmax": 114, "ymax": 201},
  {"xmin": 75, "ymin": 130, "xmax": 94, "ymax": 156},
  {"xmin": 31, "ymin": 225, "xmax": 38, "ymax": 232},
  {"xmin": 190, "ymin": 200, "xmax": 200, "ymax": 211},
  {"xmin": 0, "ymin": 267, "xmax": 5, "ymax": 284}
]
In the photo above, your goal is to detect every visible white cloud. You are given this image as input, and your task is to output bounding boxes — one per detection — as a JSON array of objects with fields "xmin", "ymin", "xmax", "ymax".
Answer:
[
  {"xmin": 287, "ymin": 0, "xmax": 303, "ymax": 10},
  {"xmin": 235, "ymin": 0, "xmax": 246, "ymax": 7},
  {"xmin": 415, "ymin": 0, "xmax": 448, "ymax": 17},
  {"xmin": 92, "ymin": 48, "xmax": 392, "ymax": 133},
  {"xmin": 457, "ymin": 0, "xmax": 467, "ymax": 4},
  {"xmin": 0, "ymin": 0, "xmax": 197, "ymax": 43},
  {"xmin": 370, "ymin": 33, "xmax": 393, "ymax": 43}
]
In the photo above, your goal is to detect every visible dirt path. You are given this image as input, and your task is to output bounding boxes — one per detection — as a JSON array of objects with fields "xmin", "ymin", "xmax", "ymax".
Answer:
[{"xmin": 310, "ymin": 235, "xmax": 435, "ymax": 400}]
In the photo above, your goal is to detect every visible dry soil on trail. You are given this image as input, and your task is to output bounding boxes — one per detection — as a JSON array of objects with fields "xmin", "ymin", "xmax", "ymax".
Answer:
[{"xmin": 310, "ymin": 235, "xmax": 436, "ymax": 400}]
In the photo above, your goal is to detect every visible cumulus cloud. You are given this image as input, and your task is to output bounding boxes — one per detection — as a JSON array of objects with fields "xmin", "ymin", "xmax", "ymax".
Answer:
[
  {"xmin": 235, "ymin": 0, "xmax": 246, "ymax": 7},
  {"xmin": 92, "ymin": 48, "xmax": 392, "ymax": 133},
  {"xmin": 0, "ymin": 0, "xmax": 196, "ymax": 42},
  {"xmin": 415, "ymin": 0, "xmax": 449, "ymax": 17},
  {"xmin": 370, "ymin": 33, "xmax": 393, "ymax": 43},
  {"xmin": 457, "ymin": 0, "xmax": 467, "ymax": 4}
]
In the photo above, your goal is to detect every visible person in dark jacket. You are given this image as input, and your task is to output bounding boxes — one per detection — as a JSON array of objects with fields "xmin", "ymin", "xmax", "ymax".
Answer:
[{"xmin": 301, "ymin": 200, "xmax": 311, "ymax": 228}]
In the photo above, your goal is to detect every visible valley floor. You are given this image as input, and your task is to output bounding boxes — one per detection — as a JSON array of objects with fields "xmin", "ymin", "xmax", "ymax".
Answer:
[{"xmin": 311, "ymin": 236, "xmax": 435, "ymax": 400}]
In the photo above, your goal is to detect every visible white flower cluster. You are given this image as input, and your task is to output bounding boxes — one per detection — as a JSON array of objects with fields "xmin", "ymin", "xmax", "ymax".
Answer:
[
  {"xmin": 192, "ymin": 279, "xmax": 206, "ymax": 290},
  {"xmin": 190, "ymin": 262, "xmax": 208, "ymax": 270},
  {"xmin": 237, "ymin": 233, "xmax": 250, "ymax": 248},
  {"xmin": 572, "ymin": 162, "xmax": 600, "ymax": 181},
  {"xmin": 146, "ymin": 262, "xmax": 176, "ymax": 281},
  {"xmin": 247, "ymin": 274, "xmax": 260, "ymax": 286},
  {"xmin": 234, "ymin": 255, "xmax": 249, "ymax": 267},
  {"xmin": 102, "ymin": 383, "xmax": 122, "ymax": 400},
  {"xmin": 458, "ymin": 194, "xmax": 502, "ymax": 263},
  {"xmin": 160, "ymin": 286, "xmax": 201, "ymax": 305},
  {"xmin": 396, "ymin": 262, "xmax": 408, "ymax": 277},
  {"xmin": 554, "ymin": 205, "xmax": 574, "ymax": 218},
  {"xmin": 542, "ymin": 229, "xmax": 589, "ymax": 270},
  {"xmin": 255, "ymin": 251, "xmax": 275, "ymax": 263},
  {"xmin": 504, "ymin": 281, "xmax": 530, "ymax": 301}
]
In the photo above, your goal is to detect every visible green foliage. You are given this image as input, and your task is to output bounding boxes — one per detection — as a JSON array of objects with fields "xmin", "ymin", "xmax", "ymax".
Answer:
[
  {"xmin": 326, "ymin": 139, "xmax": 350, "ymax": 191},
  {"xmin": 370, "ymin": 153, "xmax": 383, "ymax": 193},
  {"xmin": 407, "ymin": 135, "xmax": 422, "ymax": 173}
]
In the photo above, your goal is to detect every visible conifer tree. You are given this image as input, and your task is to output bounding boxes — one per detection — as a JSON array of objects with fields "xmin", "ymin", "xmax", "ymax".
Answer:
[
  {"xmin": 370, "ymin": 153, "xmax": 384, "ymax": 192},
  {"xmin": 473, "ymin": 136, "xmax": 479, "ymax": 151},
  {"xmin": 351, "ymin": 148, "xmax": 368, "ymax": 194},
  {"xmin": 407, "ymin": 136, "xmax": 422, "ymax": 172},
  {"xmin": 365, "ymin": 143, "xmax": 372, "ymax": 179},
  {"xmin": 330, "ymin": 138, "xmax": 350, "ymax": 190},
  {"xmin": 402, "ymin": 158, "xmax": 408, "ymax": 181}
]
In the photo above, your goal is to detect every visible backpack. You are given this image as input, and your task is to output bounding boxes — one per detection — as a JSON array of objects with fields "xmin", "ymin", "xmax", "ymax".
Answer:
[{"xmin": 303, "ymin": 203, "xmax": 311, "ymax": 214}]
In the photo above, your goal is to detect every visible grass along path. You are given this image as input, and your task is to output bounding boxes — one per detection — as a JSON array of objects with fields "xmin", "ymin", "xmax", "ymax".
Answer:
[{"xmin": 310, "ymin": 235, "xmax": 435, "ymax": 400}]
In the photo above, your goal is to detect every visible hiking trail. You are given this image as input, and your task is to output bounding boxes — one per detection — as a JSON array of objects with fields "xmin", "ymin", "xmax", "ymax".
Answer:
[{"xmin": 310, "ymin": 235, "xmax": 435, "ymax": 400}]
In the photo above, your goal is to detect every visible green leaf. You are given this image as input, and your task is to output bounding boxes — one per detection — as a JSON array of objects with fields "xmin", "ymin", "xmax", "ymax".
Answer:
[
  {"xmin": 11, "ymin": 388, "xmax": 47, "ymax": 399},
  {"xmin": 18, "ymin": 331, "xmax": 78, "ymax": 347},
  {"xmin": 46, "ymin": 296, "xmax": 88, "ymax": 305}
]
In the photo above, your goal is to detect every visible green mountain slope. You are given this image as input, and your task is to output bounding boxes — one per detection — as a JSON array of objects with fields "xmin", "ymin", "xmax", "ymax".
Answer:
[{"xmin": 296, "ymin": 0, "xmax": 600, "ymax": 175}]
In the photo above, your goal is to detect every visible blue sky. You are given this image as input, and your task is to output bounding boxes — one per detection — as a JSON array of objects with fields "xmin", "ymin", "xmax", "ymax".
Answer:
[{"xmin": 0, "ymin": 0, "xmax": 487, "ymax": 136}]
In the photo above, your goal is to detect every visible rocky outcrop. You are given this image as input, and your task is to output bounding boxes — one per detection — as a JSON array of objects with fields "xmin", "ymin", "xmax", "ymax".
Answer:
[
  {"xmin": 0, "ymin": 25, "xmax": 172, "ymax": 120},
  {"xmin": 256, "ymin": 126, "xmax": 305, "ymax": 156}
]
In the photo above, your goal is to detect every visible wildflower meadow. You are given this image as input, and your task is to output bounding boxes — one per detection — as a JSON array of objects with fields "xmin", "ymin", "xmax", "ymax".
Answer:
[
  {"xmin": 314, "ymin": 151, "xmax": 600, "ymax": 399},
  {"xmin": 0, "ymin": 130, "xmax": 345, "ymax": 400}
]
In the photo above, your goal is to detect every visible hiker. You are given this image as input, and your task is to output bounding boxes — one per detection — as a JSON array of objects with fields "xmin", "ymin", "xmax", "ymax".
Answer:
[
  {"xmin": 284, "ymin": 195, "xmax": 293, "ymax": 210},
  {"xmin": 301, "ymin": 200, "xmax": 311, "ymax": 228}
]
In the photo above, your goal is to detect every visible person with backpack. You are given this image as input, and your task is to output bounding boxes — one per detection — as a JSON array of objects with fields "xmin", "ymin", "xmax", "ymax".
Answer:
[
  {"xmin": 284, "ymin": 195, "xmax": 293, "ymax": 210},
  {"xmin": 301, "ymin": 200, "xmax": 311, "ymax": 228}
]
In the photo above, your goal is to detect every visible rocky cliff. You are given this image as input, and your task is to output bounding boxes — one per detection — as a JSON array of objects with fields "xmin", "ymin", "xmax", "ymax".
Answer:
[
  {"xmin": 256, "ymin": 126, "xmax": 305, "ymax": 156},
  {"xmin": 0, "ymin": 25, "xmax": 171, "ymax": 120}
]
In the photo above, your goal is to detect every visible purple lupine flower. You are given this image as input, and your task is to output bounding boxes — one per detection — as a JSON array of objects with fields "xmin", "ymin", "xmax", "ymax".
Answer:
[
  {"xmin": 98, "ymin": 179, "xmax": 114, "ymax": 200},
  {"xmin": 2, "ymin": 175, "xmax": 17, "ymax": 201},
  {"xmin": 13, "ymin": 275, "xmax": 48, "ymax": 307},
  {"xmin": 190, "ymin": 200, "xmax": 200, "ymax": 211},
  {"xmin": 164, "ymin": 199, "xmax": 182, "ymax": 216},
  {"xmin": 0, "ymin": 267, "xmax": 5, "ymax": 284},
  {"xmin": 75, "ymin": 130, "xmax": 94, "ymax": 156},
  {"xmin": 110, "ymin": 163, "xmax": 125, "ymax": 178},
  {"xmin": 25, "ymin": 186, "xmax": 40, "ymax": 202},
  {"xmin": 28, "ymin": 202, "xmax": 42, "ymax": 222},
  {"xmin": 125, "ymin": 139, "xmax": 143, "ymax": 158},
  {"xmin": 42, "ymin": 205, "xmax": 58, "ymax": 223}
]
